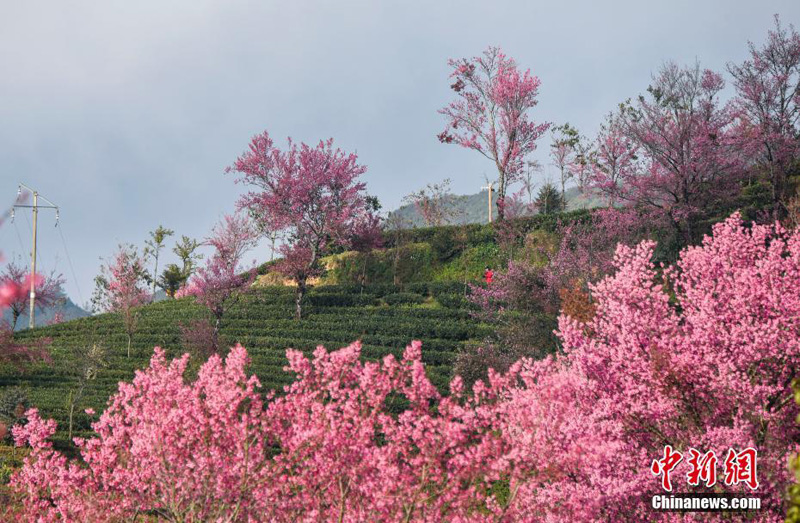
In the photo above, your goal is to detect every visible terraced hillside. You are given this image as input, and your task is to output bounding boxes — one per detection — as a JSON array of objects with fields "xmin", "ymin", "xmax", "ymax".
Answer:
[{"xmin": 1, "ymin": 283, "xmax": 489, "ymax": 448}]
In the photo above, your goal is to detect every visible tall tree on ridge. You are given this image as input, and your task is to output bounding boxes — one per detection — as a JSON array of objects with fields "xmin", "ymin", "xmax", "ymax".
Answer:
[
  {"xmin": 728, "ymin": 14, "xmax": 800, "ymax": 217},
  {"xmin": 143, "ymin": 225, "xmax": 174, "ymax": 297},
  {"xmin": 438, "ymin": 46, "xmax": 550, "ymax": 220}
]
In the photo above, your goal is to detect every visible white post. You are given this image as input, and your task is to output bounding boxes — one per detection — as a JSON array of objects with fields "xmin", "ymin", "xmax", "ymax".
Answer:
[
  {"xmin": 481, "ymin": 183, "xmax": 494, "ymax": 223},
  {"xmin": 29, "ymin": 191, "xmax": 38, "ymax": 329}
]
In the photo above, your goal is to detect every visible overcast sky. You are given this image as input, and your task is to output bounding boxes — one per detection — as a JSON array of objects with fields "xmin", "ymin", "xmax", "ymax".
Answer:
[{"xmin": 1, "ymin": 0, "xmax": 799, "ymax": 306}]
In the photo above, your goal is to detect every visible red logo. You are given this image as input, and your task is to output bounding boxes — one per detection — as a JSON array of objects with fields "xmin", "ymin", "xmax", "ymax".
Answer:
[
  {"xmin": 723, "ymin": 448, "xmax": 759, "ymax": 490},
  {"xmin": 686, "ymin": 448, "xmax": 717, "ymax": 488},
  {"xmin": 652, "ymin": 446, "xmax": 758, "ymax": 491},
  {"xmin": 651, "ymin": 445, "xmax": 683, "ymax": 492}
]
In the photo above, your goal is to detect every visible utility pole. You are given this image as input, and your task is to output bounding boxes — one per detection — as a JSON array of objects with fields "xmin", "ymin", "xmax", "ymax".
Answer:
[
  {"xmin": 481, "ymin": 182, "xmax": 494, "ymax": 223},
  {"xmin": 12, "ymin": 183, "xmax": 59, "ymax": 329}
]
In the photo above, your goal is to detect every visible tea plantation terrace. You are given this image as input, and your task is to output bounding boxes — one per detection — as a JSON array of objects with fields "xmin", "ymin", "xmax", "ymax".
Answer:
[{"xmin": 2, "ymin": 283, "xmax": 490, "ymax": 447}]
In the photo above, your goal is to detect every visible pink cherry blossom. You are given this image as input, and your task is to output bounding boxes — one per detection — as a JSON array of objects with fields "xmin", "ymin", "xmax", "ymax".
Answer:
[{"xmin": 439, "ymin": 47, "xmax": 550, "ymax": 220}]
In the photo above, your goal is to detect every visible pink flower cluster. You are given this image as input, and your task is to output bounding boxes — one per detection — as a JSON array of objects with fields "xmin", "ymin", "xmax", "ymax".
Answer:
[
  {"xmin": 0, "ymin": 276, "xmax": 27, "ymax": 311},
  {"xmin": 11, "ymin": 213, "xmax": 800, "ymax": 521}
]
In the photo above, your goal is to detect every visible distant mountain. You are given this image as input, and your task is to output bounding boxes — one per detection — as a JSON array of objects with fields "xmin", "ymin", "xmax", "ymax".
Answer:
[
  {"xmin": 388, "ymin": 187, "xmax": 609, "ymax": 227},
  {"xmin": 3, "ymin": 293, "xmax": 91, "ymax": 331}
]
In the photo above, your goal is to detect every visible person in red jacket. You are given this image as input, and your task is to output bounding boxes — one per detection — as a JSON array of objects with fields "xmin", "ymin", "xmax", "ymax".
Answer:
[{"xmin": 484, "ymin": 266, "xmax": 494, "ymax": 284}]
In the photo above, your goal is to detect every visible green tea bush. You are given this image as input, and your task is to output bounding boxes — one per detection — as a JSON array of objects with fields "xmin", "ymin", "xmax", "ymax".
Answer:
[{"xmin": 382, "ymin": 293, "xmax": 425, "ymax": 306}]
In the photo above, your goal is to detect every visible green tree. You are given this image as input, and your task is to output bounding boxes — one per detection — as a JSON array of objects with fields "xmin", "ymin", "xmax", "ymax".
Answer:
[
  {"xmin": 144, "ymin": 225, "xmax": 174, "ymax": 296},
  {"xmin": 158, "ymin": 264, "xmax": 185, "ymax": 298},
  {"xmin": 173, "ymin": 235, "xmax": 203, "ymax": 287},
  {"xmin": 535, "ymin": 182, "xmax": 564, "ymax": 215}
]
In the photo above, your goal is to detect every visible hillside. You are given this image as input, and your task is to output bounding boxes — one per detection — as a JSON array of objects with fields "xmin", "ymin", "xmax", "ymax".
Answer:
[
  {"xmin": 3, "ymin": 283, "xmax": 489, "ymax": 448},
  {"xmin": 389, "ymin": 186, "xmax": 609, "ymax": 226},
  {"xmin": 1, "ymin": 208, "xmax": 597, "ymax": 451},
  {"xmin": 2, "ymin": 295, "xmax": 90, "ymax": 331}
]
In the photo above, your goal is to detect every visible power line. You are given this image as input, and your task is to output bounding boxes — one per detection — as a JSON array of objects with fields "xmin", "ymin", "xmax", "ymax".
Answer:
[
  {"xmin": 57, "ymin": 222, "xmax": 85, "ymax": 308},
  {"xmin": 13, "ymin": 219, "xmax": 27, "ymax": 258}
]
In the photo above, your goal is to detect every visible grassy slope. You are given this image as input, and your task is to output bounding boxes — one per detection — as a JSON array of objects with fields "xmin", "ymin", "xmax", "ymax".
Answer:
[
  {"xmin": 1, "ymin": 284, "xmax": 489, "ymax": 447},
  {"xmin": 1, "ymin": 210, "xmax": 593, "ymax": 449}
]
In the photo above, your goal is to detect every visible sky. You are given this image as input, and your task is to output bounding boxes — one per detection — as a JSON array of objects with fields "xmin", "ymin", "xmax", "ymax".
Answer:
[{"xmin": 1, "ymin": 0, "xmax": 799, "ymax": 307}]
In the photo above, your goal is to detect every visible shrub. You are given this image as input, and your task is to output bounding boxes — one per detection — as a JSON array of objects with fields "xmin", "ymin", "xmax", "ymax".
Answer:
[
  {"xmin": 382, "ymin": 293, "xmax": 425, "ymax": 306},
  {"xmin": 435, "ymin": 293, "xmax": 468, "ymax": 309},
  {"xmin": 0, "ymin": 387, "xmax": 28, "ymax": 427},
  {"xmin": 10, "ymin": 342, "xmax": 515, "ymax": 521},
  {"xmin": 430, "ymin": 228, "xmax": 460, "ymax": 262},
  {"xmin": 322, "ymin": 244, "xmax": 436, "ymax": 286}
]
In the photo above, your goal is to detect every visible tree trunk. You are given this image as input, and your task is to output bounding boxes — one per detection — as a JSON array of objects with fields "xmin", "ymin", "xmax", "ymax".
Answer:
[
  {"xmin": 295, "ymin": 278, "xmax": 307, "ymax": 320},
  {"xmin": 126, "ymin": 333, "xmax": 132, "ymax": 359},
  {"xmin": 770, "ymin": 162, "xmax": 786, "ymax": 220},
  {"xmin": 67, "ymin": 397, "xmax": 75, "ymax": 441},
  {"xmin": 360, "ymin": 255, "xmax": 368, "ymax": 296},
  {"xmin": 68, "ymin": 382, "xmax": 86, "ymax": 441},
  {"xmin": 463, "ymin": 257, "xmax": 469, "ymax": 297},
  {"xmin": 152, "ymin": 254, "xmax": 159, "ymax": 297},
  {"xmin": 213, "ymin": 316, "xmax": 221, "ymax": 353},
  {"xmin": 393, "ymin": 247, "xmax": 401, "ymax": 287},
  {"xmin": 496, "ymin": 173, "xmax": 506, "ymax": 221}
]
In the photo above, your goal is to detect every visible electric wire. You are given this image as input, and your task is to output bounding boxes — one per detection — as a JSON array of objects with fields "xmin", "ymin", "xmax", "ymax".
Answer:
[
  {"xmin": 57, "ymin": 222, "xmax": 85, "ymax": 307},
  {"xmin": 13, "ymin": 220, "xmax": 27, "ymax": 260}
]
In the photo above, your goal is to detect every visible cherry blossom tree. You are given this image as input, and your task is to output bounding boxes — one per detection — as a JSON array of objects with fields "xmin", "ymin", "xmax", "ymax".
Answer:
[
  {"xmin": 180, "ymin": 213, "xmax": 257, "ymax": 351},
  {"xmin": 589, "ymin": 112, "xmax": 640, "ymax": 207},
  {"xmin": 0, "ymin": 323, "xmax": 51, "ymax": 367},
  {"xmin": 550, "ymin": 123, "xmax": 581, "ymax": 206},
  {"xmin": 505, "ymin": 212, "xmax": 800, "ymax": 520},
  {"xmin": 92, "ymin": 245, "xmax": 150, "ymax": 358},
  {"xmin": 469, "ymin": 207, "xmax": 660, "ymax": 367},
  {"xmin": 728, "ymin": 14, "xmax": 800, "ymax": 217},
  {"xmin": 10, "ymin": 341, "xmax": 515, "ymax": 522},
  {"xmin": 402, "ymin": 178, "xmax": 455, "ymax": 227},
  {"xmin": 0, "ymin": 199, "xmax": 51, "ymax": 365},
  {"xmin": 0, "ymin": 201, "xmax": 20, "ymax": 312},
  {"xmin": 0, "ymin": 260, "xmax": 65, "ymax": 330},
  {"xmin": 619, "ymin": 62, "xmax": 744, "ymax": 242},
  {"xmin": 438, "ymin": 46, "xmax": 550, "ymax": 220},
  {"xmin": 227, "ymin": 131, "xmax": 379, "ymax": 319}
]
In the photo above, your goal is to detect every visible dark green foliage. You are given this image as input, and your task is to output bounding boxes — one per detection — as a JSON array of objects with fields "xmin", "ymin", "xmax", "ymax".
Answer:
[
  {"xmin": 534, "ymin": 182, "xmax": 564, "ymax": 215},
  {"xmin": 435, "ymin": 293, "xmax": 469, "ymax": 309},
  {"xmin": 158, "ymin": 264, "xmax": 185, "ymax": 298},
  {"xmin": 404, "ymin": 282, "xmax": 463, "ymax": 296},
  {"xmin": 430, "ymin": 228, "xmax": 461, "ymax": 262},
  {"xmin": 454, "ymin": 312, "xmax": 558, "ymax": 388},
  {"xmin": 382, "ymin": 293, "xmax": 425, "ymax": 306},
  {"xmin": 0, "ymin": 387, "xmax": 28, "ymax": 425},
  {"xmin": 382, "ymin": 209, "xmax": 590, "ymax": 249},
  {"xmin": 324, "ymin": 243, "xmax": 436, "ymax": 286}
]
